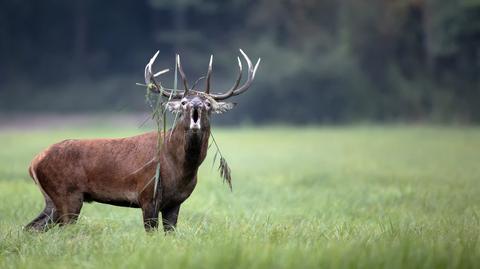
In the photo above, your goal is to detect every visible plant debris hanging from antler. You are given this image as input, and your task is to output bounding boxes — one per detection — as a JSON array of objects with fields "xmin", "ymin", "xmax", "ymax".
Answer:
[
  {"xmin": 140, "ymin": 52, "xmax": 235, "ymax": 194},
  {"xmin": 210, "ymin": 132, "xmax": 233, "ymax": 191},
  {"xmin": 138, "ymin": 49, "xmax": 260, "ymax": 192},
  {"xmin": 136, "ymin": 50, "xmax": 178, "ymax": 207}
]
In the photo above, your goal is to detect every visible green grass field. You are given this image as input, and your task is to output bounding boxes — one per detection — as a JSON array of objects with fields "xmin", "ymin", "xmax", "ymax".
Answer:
[{"xmin": 1, "ymin": 126, "xmax": 479, "ymax": 269}]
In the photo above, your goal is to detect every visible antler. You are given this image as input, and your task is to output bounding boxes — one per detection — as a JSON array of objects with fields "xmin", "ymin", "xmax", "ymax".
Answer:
[
  {"xmin": 144, "ymin": 49, "xmax": 260, "ymax": 100},
  {"xmin": 208, "ymin": 49, "xmax": 261, "ymax": 101},
  {"xmin": 176, "ymin": 54, "xmax": 189, "ymax": 94},
  {"xmin": 205, "ymin": 55, "xmax": 213, "ymax": 94},
  {"xmin": 144, "ymin": 51, "xmax": 184, "ymax": 99}
]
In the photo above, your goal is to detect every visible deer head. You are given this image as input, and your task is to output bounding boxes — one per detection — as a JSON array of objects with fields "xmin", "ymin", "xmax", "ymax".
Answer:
[{"xmin": 144, "ymin": 50, "xmax": 261, "ymax": 133}]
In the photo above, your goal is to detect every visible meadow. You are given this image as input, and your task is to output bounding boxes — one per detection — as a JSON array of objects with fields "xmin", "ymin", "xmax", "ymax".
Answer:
[{"xmin": 0, "ymin": 126, "xmax": 479, "ymax": 268}]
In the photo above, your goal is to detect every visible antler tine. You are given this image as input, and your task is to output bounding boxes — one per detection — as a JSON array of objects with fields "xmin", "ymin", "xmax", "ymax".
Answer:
[
  {"xmin": 232, "ymin": 49, "xmax": 261, "ymax": 95},
  {"xmin": 208, "ymin": 57, "xmax": 242, "ymax": 100},
  {"xmin": 144, "ymin": 51, "xmax": 160, "ymax": 87},
  {"xmin": 176, "ymin": 54, "xmax": 189, "ymax": 94},
  {"xmin": 209, "ymin": 49, "xmax": 260, "ymax": 101},
  {"xmin": 205, "ymin": 55, "xmax": 213, "ymax": 94},
  {"xmin": 144, "ymin": 51, "xmax": 183, "ymax": 99},
  {"xmin": 229, "ymin": 57, "xmax": 243, "ymax": 95}
]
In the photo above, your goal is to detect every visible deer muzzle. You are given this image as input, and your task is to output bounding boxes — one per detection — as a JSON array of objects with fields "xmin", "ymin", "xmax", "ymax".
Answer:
[{"xmin": 189, "ymin": 107, "xmax": 201, "ymax": 130}]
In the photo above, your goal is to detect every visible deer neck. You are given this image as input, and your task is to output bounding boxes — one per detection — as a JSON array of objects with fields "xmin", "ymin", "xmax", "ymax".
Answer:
[{"xmin": 164, "ymin": 124, "xmax": 210, "ymax": 177}]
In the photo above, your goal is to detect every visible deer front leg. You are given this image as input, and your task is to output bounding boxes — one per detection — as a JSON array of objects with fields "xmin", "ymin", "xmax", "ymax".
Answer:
[
  {"xmin": 141, "ymin": 202, "xmax": 160, "ymax": 232},
  {"xmin": 162, "ymin": 204, "xmax": 180, "ymax": 232}
]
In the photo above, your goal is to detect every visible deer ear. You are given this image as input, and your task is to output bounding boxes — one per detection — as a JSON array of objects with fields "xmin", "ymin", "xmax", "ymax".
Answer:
[
  {"xmin": 212, "ymin": 102, "xmax": 236, "ymax": 114},
  {"xmin": 165, "ymin": 101, "xmax": 182, "ymax": 113}
]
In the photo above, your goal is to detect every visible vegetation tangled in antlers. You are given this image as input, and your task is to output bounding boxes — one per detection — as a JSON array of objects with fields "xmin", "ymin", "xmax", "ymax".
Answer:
[{"xmin": 139, "ymin": 49, "xmax": 260, "ymax": 193}]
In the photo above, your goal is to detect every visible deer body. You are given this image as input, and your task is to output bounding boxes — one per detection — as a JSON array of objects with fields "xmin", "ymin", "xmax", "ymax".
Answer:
[
  {"xmin": 25, "ymin": 49, "xmax": 259, "ymax": 232},
  {"xmin": 27, "ymin": 125, "xmax": 209, "ymax": 231}
]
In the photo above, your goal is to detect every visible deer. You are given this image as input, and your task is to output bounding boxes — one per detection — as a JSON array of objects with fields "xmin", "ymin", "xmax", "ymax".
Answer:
[{"xmin": 25, "ymin": 49, "xmax": 260, "ymax": 232}]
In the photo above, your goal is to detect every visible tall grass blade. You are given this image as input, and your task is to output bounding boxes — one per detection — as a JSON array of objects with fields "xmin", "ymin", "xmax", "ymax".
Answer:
[
  {"xmin": 153, "ymin": 162, "xmax": 161, "ymax": 200},
  {"xmin": 211, "ymin": 150, "xmax": 219, "ymax": 170}
]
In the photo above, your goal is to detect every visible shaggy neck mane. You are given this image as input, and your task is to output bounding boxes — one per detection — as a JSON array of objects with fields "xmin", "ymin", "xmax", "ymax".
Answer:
[{"xmin": 163, "ymin": 124, "xmax": 210, "ymax": 177}]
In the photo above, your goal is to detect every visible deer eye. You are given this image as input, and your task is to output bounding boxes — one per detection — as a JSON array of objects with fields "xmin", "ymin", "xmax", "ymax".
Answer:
[
  {"xmin": 181, "ymin": 101, "xmax": 187, "ymax": 106},
  {"xmin": 206, "ymin": 102, "xmax": 211, "ymax": 107}
]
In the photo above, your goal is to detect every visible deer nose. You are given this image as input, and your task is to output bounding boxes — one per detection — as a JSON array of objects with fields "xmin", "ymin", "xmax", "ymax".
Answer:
[{"xmin": 191, "ymin": 99, "xmax": 203, "ymax": 108}]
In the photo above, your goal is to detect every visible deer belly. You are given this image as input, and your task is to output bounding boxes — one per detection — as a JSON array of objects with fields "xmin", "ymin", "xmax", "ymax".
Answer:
[{"xmin": 84, "ymin": 188, "xmax": 140, "ymax": 208}]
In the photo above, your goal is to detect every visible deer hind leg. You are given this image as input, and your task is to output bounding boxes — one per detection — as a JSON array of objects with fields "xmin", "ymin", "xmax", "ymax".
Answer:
[
  {"xmin": 54, "ymin": 191, "xmax": 84, "ymax": 226},
  {"xmin": 27, "ymin": 163, "xmax": 83, "ymax": 230},
  {"xmin": 25, "ymin": 166, "xmax": 60, "ymax": 232},
  {"xmin": 25, "ymin": 193, "xmax": 59, "ymax": 232},
  {"xmin": 26, "ymin": 190, "xmax": 83, "ymax": 230}
]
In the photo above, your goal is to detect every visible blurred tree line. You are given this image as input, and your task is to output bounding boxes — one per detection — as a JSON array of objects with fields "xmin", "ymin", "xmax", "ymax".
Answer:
[{"xmin": 0, "ymin": 0, "xmax": 479, "ymax": 123}]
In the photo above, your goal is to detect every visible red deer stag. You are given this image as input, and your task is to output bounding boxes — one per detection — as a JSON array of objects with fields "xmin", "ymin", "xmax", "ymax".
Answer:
[{"xmin": 25, "ymin": 49, "xmax": 260, "ymax": 232}]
